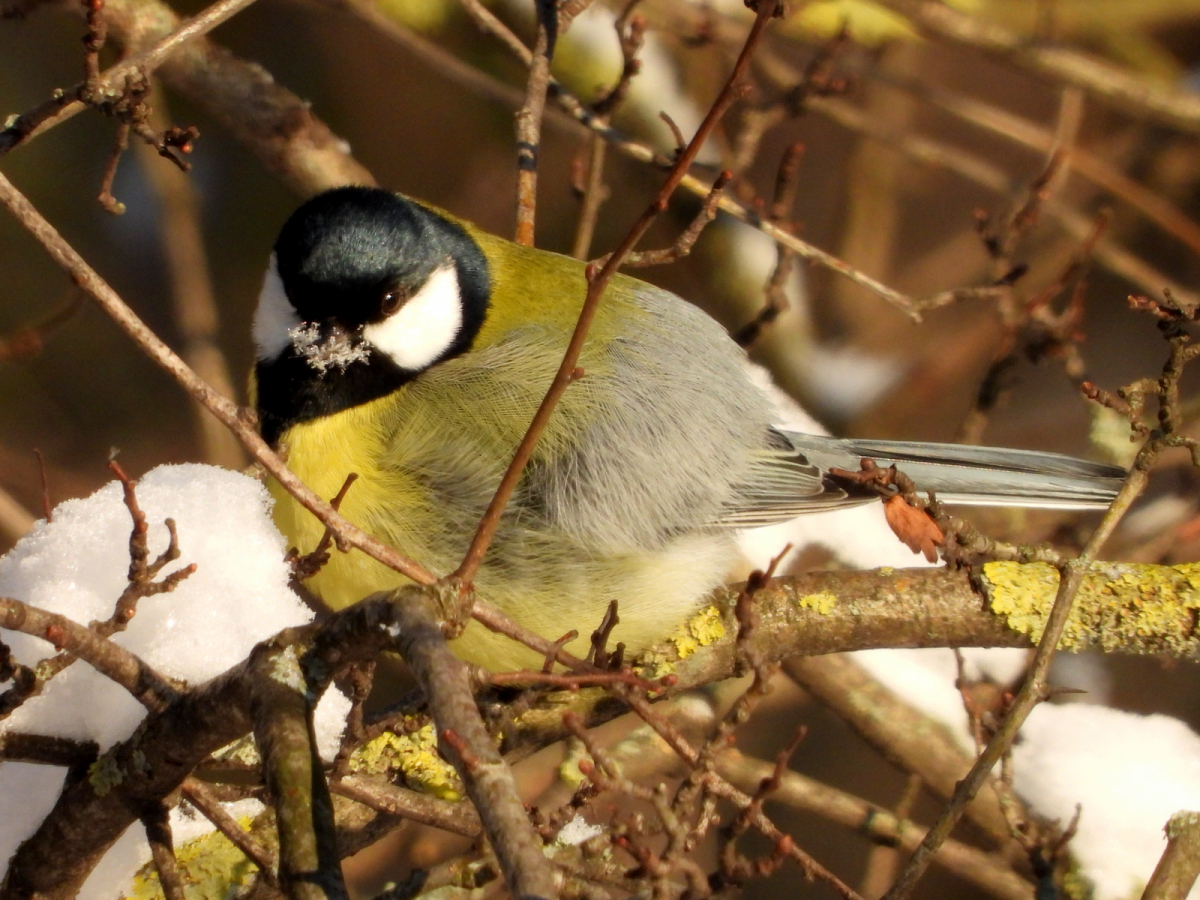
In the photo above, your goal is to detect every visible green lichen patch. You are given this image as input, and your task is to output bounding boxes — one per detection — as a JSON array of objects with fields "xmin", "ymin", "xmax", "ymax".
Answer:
[
  {"xmin": 796, "ymin": 591, "xmax": 838, "ymax": 615},
  {"xmin": 128, "ymin": 816, "xmax": 260, "ymax": 900},
  {"xmin": 984, "ymin": 561, "xmax": 1200, "ymax": 656},
  {"xmin": 89, "ymin": 754, "xmax": 123, "ymax": 797},
  {"xmin": 670, "ymin": 605, "xmax": 727, "ymax": 660},
  {"xmin": 349, "ymin": 722, "xmax": 463, "ymax": 800}
]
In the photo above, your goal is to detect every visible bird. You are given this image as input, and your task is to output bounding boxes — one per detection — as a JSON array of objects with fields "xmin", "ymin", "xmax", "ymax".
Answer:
[{"xmin": 251, "ymin": 186, "xmax": 1126, "ymax": 671}]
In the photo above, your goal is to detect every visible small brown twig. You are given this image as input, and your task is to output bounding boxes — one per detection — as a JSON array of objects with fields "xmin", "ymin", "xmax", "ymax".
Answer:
[
  {"xmin": 0, "ymin": 596, "xmax": 178, "ymax": 716},
  {"xmin": 11, "ymin": 0, "xmax": 201, "ymax": 215},
  {"xmin": 484, "ymin": 668, "xmax": 666, "ymax": 692},
  {"xmin": 32, "ymin": 448, "xmax": 52, "ymax": 523},
  {"xmin": 585, "ymin": 600, "xmax": 621, "ymax": 668},
  {"xmin": 181, "ymin": 778, "xmax": 280, "ymax": 887},
  {"xmin": 960, "ymin": 211, "xmax": 1106, "ymax": 445},
  {"xmin": 734, "ymin": 141, "xmax": 804, "ymax": 346},
  {"xmin": 657, "ymin": 110, "xmax": 687, "ymax": 158},
  {"xmin": 289, "ymin": 472, "xmax": 358, "ymax": 582},
  {"xmin": 568, "ymin": 0, "xmax": 645, "ymax": 260},
  {"xmin": 570, "ymin": 135, "xmax": 610, "ymax": 260},
  {"xmin": 607, "ymin": 169, "xmax": 733, "ymax": 269},
  {"xmin": 717, "ymin": 728, "xmax": 807, "ymax": 886},
  {"xmin": 328, "ymin": 773, "xmax": 481, "ymax": 837},
  {"xmin": 101, "ymin": 459, "xmax": 196, "ymax": 638},
  {"xmin": 81, "ymin": 0, "xmax": 107, "ymax": 96},
  {"xmin": 454, "ymin": 0, "xmax": 781, "ymax": 589}
]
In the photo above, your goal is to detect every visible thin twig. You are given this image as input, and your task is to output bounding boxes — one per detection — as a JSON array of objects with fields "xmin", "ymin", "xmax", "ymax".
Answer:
[
  {"xmin": 882, "ymin": 319, "xmax": 1183, "ymax": 897},
  {"xmin": 33, "ymin": 448, "xmax": 52, "ymax": 522},
  {"xmin": 97, "ymin": 122, "xmax": 131, "ymax": 215},
  {"xmin": 607, "ymin": 169, "xmax": 732, "ymax": 268},
  {"xmin": 329, "ymin": 774, "xmax": 480, "ymax": 837},
  {"xmin": 454, "ymin": 0, "xmax": 782, "ymax": 588},
  {"xmin": 181, "ymin": 778, "xmax": 280, "ymax": 887},
  {"xmin": 570, "ymin": 134, "xmax": 609, "ymax": 260},
  {"xmin": 0, "ymin": 596, "xmax": 178, "ymax": 713}
]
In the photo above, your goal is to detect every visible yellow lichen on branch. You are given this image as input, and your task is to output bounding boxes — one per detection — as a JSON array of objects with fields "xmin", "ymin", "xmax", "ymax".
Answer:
[
  {"xmin": 983, "ymin": 560, "xmax": 1200, "ymax": 656},
  {"xmin": 669, "ymin": 605, "xmax": 727, "ymax": 660},
  {"xmin": 349, "ymin": 723, "xmax": 463, "ymax": 800}
]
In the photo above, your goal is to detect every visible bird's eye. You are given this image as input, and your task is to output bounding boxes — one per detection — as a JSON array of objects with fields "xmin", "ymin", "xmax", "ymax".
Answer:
[{"xmin": 381, "ymin": 287, "xmax": 408, "ymax": 316}]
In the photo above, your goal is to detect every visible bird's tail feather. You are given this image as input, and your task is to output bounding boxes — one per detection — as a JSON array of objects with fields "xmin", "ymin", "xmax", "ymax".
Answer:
[{"xmin": 782, "ymin": 433, "xmax": 1127, "ymax": 510}]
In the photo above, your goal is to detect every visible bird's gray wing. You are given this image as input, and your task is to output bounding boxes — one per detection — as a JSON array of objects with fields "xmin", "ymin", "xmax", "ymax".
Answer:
[
  {"xmin": 785, "ymin": 433, "xmax": 1126, "ymax": 509},
  {"xmin": 713, "ymin": 429, "xmax": 1127, "ymax": 528}
]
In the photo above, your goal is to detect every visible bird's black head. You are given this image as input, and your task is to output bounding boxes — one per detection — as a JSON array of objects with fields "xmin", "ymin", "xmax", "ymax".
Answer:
[{"xmin": 253, "ymin": 187, "xmax": 490, "ymax": 446}]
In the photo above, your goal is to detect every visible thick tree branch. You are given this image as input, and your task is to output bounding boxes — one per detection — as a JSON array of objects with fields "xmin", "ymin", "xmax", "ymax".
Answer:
[
  {"xmin": 1142, "ymin": 811, "xmax": 1200, "ymax": 900},
  {"xmin": 0, "ymin": 595, "xmax": 178, "ymax": 713},
  {"xmin": 250, "ymin": 646, "xmax": 347, "ymax": 900}
]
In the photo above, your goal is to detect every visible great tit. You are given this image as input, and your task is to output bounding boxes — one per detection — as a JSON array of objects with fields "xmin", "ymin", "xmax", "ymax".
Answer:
[{"xmin": 252, "ymin": 186, "xmax": 1125, "ymax": 670}]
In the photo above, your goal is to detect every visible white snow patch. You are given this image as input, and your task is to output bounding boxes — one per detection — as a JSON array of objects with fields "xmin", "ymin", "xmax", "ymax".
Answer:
[{"xmin": 0, "ymin": 465, "xmax": 326, "ymax": 898}]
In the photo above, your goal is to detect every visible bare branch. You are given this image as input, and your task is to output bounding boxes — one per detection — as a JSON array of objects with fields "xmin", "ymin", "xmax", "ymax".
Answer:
[
  {"xmin": 250, "ymin": 646, "xmax": 348, "ymax": 900},
  {"xmin": 330, "ymin": 774, "xmax": 480, "ymax": 837}
]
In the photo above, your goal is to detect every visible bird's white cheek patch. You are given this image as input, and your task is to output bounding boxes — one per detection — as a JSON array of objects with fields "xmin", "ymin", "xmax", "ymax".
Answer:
[
  {"xmin": 363, "ymin": 265, "xmax": 463, "ymax": 372},
  {"xmin": 253, "ymin": 255, "xmax": 301, "ymax": 362}
]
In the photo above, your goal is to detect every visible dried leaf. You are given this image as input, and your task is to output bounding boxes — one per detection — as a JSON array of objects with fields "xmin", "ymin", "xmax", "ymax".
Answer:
[{"xmin": 883, "ymin": 495, "xmax": 944, "ymax": 563}]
